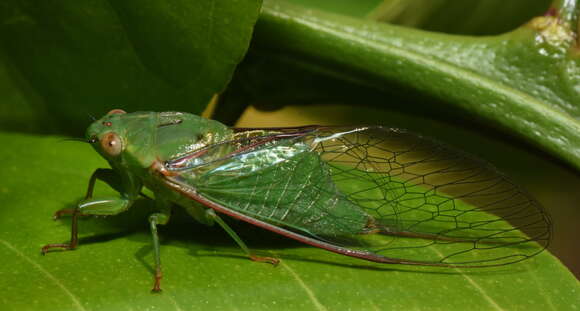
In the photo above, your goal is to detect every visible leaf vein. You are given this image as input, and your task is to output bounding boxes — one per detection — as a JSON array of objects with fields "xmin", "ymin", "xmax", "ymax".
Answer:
[
  {"xmin": 279, "ymin": 260, "xmax": 328, "ymax": 311},
  {"xmin": 0, "ymin": 239, "xmax": 87, "ymax": 311},
  {"xmin": 431, "ymin": 246, "xmax": 504, "ymax": 311}
]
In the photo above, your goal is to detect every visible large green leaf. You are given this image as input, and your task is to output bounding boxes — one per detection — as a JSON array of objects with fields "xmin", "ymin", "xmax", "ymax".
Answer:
[
  {"xmin": 0, "ymin": 131, "xmax": 578, "ymax": 310},
  {"xmin": 285, "ymin": 0, "xmax": 549, "ymax": 35},
  {"xmin": 0, "ymin": 0, "xmax": 262, "ymax": 134},
  {"xmin": 217, "ymin": 0, "xmax": 580, "ymax": 172}
]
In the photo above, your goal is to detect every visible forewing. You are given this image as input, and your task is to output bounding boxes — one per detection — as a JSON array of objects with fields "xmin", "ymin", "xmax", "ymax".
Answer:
[{"xmin": 163, "ymin": 126, "xmax": 551, "ymax": 267}]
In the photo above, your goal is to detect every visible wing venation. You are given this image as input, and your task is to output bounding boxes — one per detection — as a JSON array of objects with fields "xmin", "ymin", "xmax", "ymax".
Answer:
[{"xmin": 162, "ymin": 126, "xmax": 551, "ymax": 267}]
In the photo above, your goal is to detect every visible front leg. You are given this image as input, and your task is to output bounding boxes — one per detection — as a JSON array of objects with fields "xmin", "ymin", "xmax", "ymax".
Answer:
[
  {"xmin": 41, "ymin": 197, "xmax": 133, "ymax": 254},
  {"xmin": 51, "ymin": 168, "xmax": 124, "ymax": 220},
  {"xmin": 42, "ymin": 168, "xmax": 135, "ymax": 254}
]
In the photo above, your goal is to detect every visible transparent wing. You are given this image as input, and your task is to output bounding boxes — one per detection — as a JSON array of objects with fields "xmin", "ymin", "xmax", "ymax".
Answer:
[{"xmin": 163, "ymin": 126, "xmax": 551, "ymax": 267}]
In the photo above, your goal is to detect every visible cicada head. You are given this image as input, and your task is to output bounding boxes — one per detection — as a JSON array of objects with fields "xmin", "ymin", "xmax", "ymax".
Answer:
[{"xmin": 85, "ymin": 109, "xmax": 158, "ymax": 171}]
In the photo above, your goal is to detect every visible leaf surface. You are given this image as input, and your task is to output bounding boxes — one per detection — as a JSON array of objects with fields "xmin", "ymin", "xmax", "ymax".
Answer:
[
  {"xmin": 218, "ymin": 0, "xmax": 580, "ymax": 172},
  {"xmin": 0, "ymin": 0, "xmax": 262, "ymax": 134},
  {"xmin": 0, "ymin": 132, "xmax": 577, "ymax": 310}
]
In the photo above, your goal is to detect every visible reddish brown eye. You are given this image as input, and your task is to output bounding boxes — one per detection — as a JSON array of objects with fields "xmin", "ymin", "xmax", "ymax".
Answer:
[{"xmin": 100, "ymin": 132, "xmax": 123, "ymax": 156}]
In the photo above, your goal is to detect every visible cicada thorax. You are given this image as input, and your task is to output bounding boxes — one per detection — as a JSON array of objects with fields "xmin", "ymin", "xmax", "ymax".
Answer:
[{"xmin": 151, "ymin": 112, "xmax": 234, "ymax": 164}]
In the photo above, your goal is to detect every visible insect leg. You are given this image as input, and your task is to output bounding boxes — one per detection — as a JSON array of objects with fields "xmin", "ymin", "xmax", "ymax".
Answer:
[
  {"xmin": 42, "ymin": 168, "xmax": 125, "ymax": 254},
  {"xmin": 52, "ymin": 168, "xmax": 122, "ymax": 219},
  {"xmin": 206, "ymin": 209, "xmax": 279, "ymax": 265},
  {"xmin": 148, "ymin": 199, "xmax": 171, "ymax": 292},
  {"xmin": 42, "ymin": 196, "xmax": 134, "ymax": 254}
]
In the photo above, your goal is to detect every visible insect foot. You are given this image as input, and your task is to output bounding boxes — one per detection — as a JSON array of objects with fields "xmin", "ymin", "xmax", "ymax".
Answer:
[
  {"xmin": 40, "ymin": 243, "xmax": 76, "ymax": 255},
  {"xmin": 52, "ymin": 208, "xmax": 76, "ymax": 220},
  {"xmin": 151, "ymin": 268, "xmax": 163, "ymax": 293},
  {"xmin": 250, "ymin": 255, "xmax": 280, "ymax": 266}
]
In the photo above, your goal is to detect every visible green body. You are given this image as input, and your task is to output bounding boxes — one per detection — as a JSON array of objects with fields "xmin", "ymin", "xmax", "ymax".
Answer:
[
  {"xmin": 48, "ymin": 110, "xmax": 369, "ymax": 291},
  {"xmin": 43, "ymin": 110, "xmax": 550, "ymax": 291},
  {"xmin": 85, "ymin": 111, "xmax": 367, "ymax": 235}
]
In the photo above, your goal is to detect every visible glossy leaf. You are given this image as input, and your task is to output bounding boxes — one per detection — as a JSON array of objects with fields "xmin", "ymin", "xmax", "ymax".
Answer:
[
  {"xmin": 218, "ymin": 0, "xmax": 580, "ymax": 172},
  {"xmin": 366, "ymin": 0, "xmax": 549, "ymax": 35},
  {"xmin": 0, "ymin": 131, "xmax": 578, "ymax": 310},
  {"xmin": 0, "ymin": 0, "xmax": 262, "ymax": 134},
  {"xmin": 286, "ymin": 0, "xmax": 550, "ymax": 35}
]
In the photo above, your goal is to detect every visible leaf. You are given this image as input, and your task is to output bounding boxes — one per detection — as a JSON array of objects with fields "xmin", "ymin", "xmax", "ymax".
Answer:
[
  {"xmin": 281, "ymin": 0, "xmax": 382, "ymax": 19},
  {"xmin": 217, "ymin": 0, "xmax": 580, "ymax": 172},
  {"xmin": 0, "ymin": 0, "xmax": 262, "ymax": 135},
  {"xmin": 284, "ymin": 0, "xmax": 550, "ymax": 35},
  {"xmin": 0, "ymin": 132, "xmax": 578, "ymax": 310},
  {"xmin": 366, "ymin": 0, "xmax": 550, "ymax": 35}
]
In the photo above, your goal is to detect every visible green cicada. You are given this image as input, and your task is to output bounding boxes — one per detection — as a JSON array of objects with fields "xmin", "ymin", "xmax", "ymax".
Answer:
[{"xmin": 42, "ymin": 109, "xmax": 551, "ymax": 292}]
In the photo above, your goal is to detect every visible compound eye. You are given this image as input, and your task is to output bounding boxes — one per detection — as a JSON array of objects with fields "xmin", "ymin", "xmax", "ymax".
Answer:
[
  {"xmin": 107, "ymin": 109, "xmax": 126, "ymax": 115},
  {"xmin": 100, "ymin": 132, "xmax": 123, "ymax": 156}
]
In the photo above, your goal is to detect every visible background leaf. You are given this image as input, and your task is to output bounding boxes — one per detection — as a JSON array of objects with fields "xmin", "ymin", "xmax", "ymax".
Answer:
[
  {"xmin": 0, "ymin": 0, "xmax": 262, "ymax": 134},
  {"xmin": 0, "ymin": 131, "xmax": 578, "ymax": 310},
  {"xmin": 217, "ymin": 0, "xmax": 580, "ymax": 172},
  {"xmin": 366, "ymin": 0, "xmax": 549, "ymax": 35},
  {"xmin": 284, "ymin": 0, "xmax": 550, "ymax": 35}
]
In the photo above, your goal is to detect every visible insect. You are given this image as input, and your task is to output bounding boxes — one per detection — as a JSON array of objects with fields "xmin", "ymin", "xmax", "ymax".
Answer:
[{"xmin": 42, "ymin": 109, "xmax": 551, "ymax": 292}]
